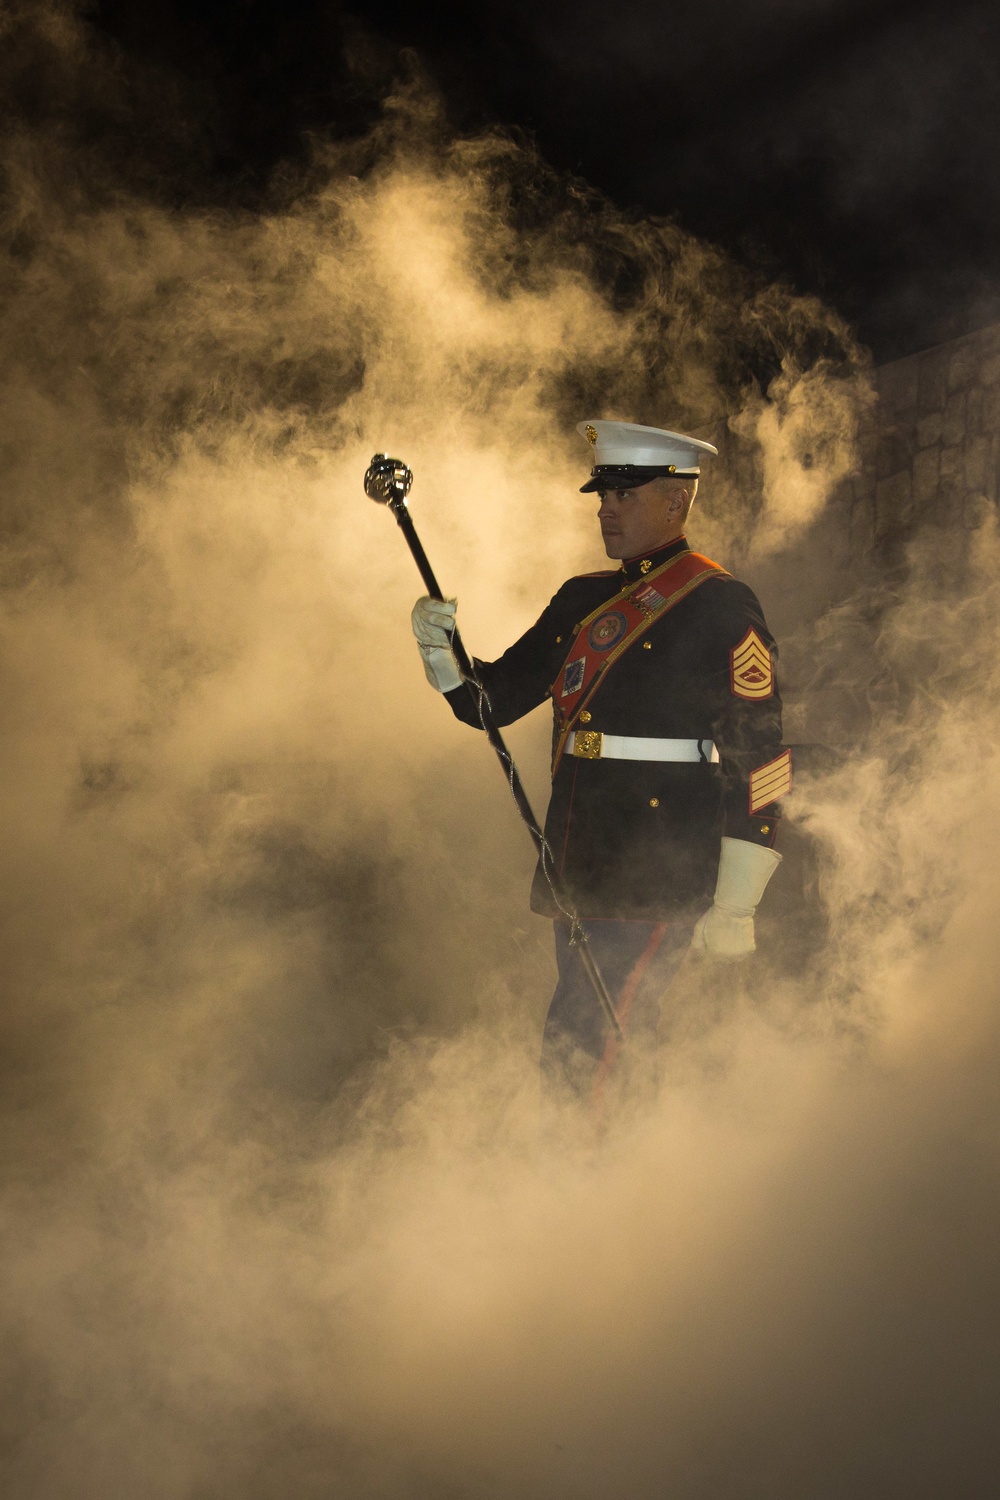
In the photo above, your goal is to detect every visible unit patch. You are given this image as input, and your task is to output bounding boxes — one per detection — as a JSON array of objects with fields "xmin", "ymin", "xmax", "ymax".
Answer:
[
  {"xmin": 560, "ymin": 657, "xmax": 586, "ymax": 697},
  {"xmin": 730, "ymin": 628, "xmax": 773, "ymax": 699},
  {"xmin": 588, "ymin": 611, "xmax": 628, "ymax": 652},
  {"xmin": 749, "ymin": 749, "xmax": 792, "ymax": 813}
]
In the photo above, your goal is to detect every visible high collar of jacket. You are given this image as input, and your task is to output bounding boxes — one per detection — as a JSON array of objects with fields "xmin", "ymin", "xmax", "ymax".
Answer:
[{"xmin": 618, "ymin": 534, "xmax": 689, "ymax": 584}]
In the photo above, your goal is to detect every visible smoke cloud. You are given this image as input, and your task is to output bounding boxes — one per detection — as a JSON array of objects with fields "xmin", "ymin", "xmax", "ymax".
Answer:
[{"xmin": 0, "ymin": 6, "xmax": 996, "ymax": 1497}]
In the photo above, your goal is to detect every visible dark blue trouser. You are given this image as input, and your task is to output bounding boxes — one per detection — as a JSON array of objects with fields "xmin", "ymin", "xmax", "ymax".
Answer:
[{"xmin": 541, "ymin": 918, "xmax": 696, "ymax": 1101}]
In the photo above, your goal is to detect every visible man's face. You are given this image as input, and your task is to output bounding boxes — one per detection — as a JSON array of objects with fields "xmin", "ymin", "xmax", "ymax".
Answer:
[{"xmin": 597, "ymin": 477, "xmax": 689, "ymax": 559}]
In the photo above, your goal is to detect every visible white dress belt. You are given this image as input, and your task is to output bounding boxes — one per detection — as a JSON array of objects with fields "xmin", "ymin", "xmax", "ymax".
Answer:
[{"xmin": 568, "ymin": 731, "xmax": 719, "ymax": 763}]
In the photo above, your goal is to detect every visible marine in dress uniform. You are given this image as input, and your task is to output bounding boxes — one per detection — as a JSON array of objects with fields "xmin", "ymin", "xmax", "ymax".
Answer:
[{"xmin": 411, "ymin": 421, "xmax": 789, "ymax": 1095}]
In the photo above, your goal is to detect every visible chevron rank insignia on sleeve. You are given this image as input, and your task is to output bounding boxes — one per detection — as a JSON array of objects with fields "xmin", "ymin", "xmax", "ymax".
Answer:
[
  {"xmin": 730, "ymin": 628, "xmax": 773, "ymax": 699},
  {"xmin": 749, "ymin": 749, "xmax": 792, "ymax": 813}
]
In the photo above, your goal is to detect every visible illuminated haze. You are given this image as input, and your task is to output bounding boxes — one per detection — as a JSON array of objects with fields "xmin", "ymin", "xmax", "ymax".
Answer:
[{"xmin": 1, "ymin": 6, "xmax": 998, "ymax": 1497}]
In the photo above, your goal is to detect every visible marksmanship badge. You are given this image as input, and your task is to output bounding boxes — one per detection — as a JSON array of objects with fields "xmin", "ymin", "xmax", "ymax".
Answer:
[
  {"xmin": 730, "ymin": 628, "xmax": 773, "ymax": 699},
  {"xmin": 631, "ymin": 583, "xmax": 666, "ymax": 617}
]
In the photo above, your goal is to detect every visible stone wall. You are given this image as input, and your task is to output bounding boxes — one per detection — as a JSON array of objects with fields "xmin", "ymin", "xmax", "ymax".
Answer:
[
  {"xmin": 701, "ymin": 324, "xmax": 1000, "ymax": 754},
  {"xmin": 849, "ymin": 321, "xmax": 1000, "ymax": 567}
]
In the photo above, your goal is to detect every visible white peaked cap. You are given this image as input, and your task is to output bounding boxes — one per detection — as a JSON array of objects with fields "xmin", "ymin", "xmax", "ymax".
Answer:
[{"xmin": 577, "ymin": 419, "xmax": 719, "ymax": 475}]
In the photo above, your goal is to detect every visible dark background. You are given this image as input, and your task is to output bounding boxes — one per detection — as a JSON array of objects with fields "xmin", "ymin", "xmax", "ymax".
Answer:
[
  {"xmin": 4, "ymin": 0, "xmax": 998, "ymax": 360},
  {"xmin": 72, "ymin": 0, "xmax": 1000, "ymax": 364}
]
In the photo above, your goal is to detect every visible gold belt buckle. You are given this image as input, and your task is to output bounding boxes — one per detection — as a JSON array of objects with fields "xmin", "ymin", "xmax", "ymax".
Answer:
[{"xmin": 573, "ymin": 729, "xmax": 603, "ymax": 759}]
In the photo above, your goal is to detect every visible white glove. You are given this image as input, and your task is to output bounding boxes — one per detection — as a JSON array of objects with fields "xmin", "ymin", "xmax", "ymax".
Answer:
[
  {"xmin": 411, "ymin": 596, "xmax": 463, "ymax": 693},
  {"xmin": 692, "ymin": 836, "xmax": 782, "ymax": 963}
]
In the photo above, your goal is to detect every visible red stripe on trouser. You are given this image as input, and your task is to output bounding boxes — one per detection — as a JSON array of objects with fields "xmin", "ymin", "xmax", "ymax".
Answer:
[{"xmin": 591, "ymin": 922, "xmax": 670, "ymax": 1111}]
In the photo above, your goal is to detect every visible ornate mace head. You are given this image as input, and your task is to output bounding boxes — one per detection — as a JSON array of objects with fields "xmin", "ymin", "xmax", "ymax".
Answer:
[{"xmin": 364, "ymin": 454, "xmax": 413, "ymax": 507}]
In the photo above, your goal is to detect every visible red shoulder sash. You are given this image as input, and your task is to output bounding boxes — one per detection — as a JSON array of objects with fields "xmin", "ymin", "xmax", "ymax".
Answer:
[{"xmin": 550, "ymin": 550, "xmax": 728, "ymax": 773}]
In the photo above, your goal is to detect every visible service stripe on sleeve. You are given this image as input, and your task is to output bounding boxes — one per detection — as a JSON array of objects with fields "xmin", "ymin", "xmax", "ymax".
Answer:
[{"xmin": 749, "ymin": 749, "xmax": 792, "ymax": 813}]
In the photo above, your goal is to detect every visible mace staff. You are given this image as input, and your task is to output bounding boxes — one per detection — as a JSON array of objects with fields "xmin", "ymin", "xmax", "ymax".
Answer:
[{"xmin": 364, "ymin": 453, "xmax": 622, "ymax": 1042}]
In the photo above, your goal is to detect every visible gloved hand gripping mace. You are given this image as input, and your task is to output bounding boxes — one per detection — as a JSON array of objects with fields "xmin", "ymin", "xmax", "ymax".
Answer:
[{"xmin": 365, "ymin": 454, "xmax": 623, "ymax": 1040}]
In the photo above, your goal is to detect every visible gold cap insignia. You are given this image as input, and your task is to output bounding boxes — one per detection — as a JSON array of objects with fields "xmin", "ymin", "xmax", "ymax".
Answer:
[
  {"xmin": 585, "ymin": 424, "xmax": 598, "ymax": 445},
  {"xmin": 668, "ymin": 464, "xmax": 677, "ymax": 473}
]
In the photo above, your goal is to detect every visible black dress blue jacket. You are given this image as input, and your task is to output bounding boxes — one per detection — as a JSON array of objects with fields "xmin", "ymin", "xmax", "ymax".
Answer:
[{"xmin": 444, "ymin": 535, "xmax": 785, "ymax": 921}]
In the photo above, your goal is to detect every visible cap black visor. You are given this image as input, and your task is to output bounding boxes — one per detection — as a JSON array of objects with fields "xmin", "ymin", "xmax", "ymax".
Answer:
[{"xmin": 579, "ymin": 464, "xmax": 700, "ymax": 493}]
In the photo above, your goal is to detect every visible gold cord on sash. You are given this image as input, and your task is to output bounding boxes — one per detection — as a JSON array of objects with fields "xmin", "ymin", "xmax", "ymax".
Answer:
[{"xmin": 550, "ymin": 551, "xmax": 728, "ymax": 774}]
